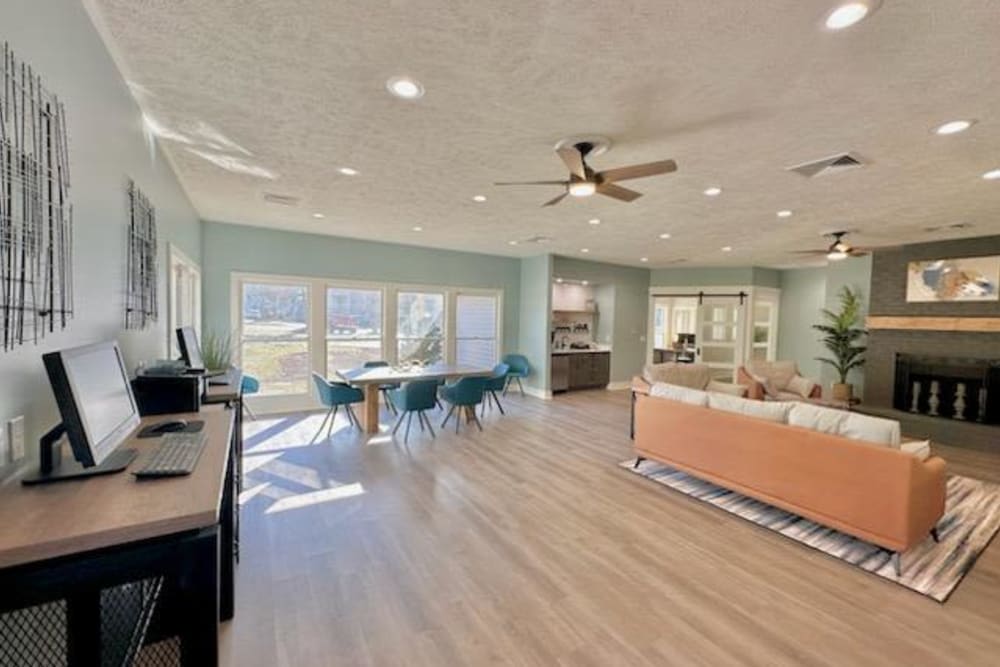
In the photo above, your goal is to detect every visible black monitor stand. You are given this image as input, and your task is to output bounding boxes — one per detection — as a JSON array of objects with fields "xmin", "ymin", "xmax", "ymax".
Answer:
[{"xmin": 21, "ymin": 424, "xmax": 138, "ymax": 486}]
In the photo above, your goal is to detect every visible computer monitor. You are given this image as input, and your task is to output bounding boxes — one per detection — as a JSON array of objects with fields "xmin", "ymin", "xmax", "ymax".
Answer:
[
  {"xmin": 23, "ymin": 341, "xmax": 140, "ymax": 484},
  {"xmin": 176, "ymin": 326, "xmax": 206, "ymax": 372}
]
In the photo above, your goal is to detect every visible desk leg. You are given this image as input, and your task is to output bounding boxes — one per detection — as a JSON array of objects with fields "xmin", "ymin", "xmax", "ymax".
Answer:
[
  {"xmin": 179, "ymin": 529, "xmax": 219, "ymax": 667},
  {"xmin": 362, "ymin": 385, "xmax": 380, "ymax": 434}
]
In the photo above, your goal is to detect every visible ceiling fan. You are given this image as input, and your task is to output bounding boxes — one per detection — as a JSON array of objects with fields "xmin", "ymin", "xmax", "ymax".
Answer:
[
  {"xmin": 793, "ymin": 231, "xmax": 871, "ymax": 261},
  {"xmin": 494, "ymin": 141, "xmax": 677, "ymax": 207}
]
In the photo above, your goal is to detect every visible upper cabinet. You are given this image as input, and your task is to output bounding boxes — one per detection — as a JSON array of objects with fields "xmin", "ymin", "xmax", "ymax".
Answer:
[{"xmin": 552, "ymin": 283, "xmax": 596, "ymax": 312}]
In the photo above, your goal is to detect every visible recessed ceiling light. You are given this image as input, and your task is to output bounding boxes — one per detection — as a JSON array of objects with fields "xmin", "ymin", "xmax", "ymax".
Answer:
[
  {"xmin": 640, "ymin": 257, "xmax": 649, "ymax": 263},
  {"xmin": 934, "ymin": 120, "xmax": 975, "ymax": 136},
  {"xmin": 580, "ymin": 248, "xmax": 590, "ymax": 253},
  {"xmin": 658, "ymin": 233, "xmax": 672, "ymax": 239},
  {"xmin": 312, "ymin": 213, "xmax": 325, "ymax": 219},
  {"xmin": 825, "ymin": 2, "xmax": 875, "ymax": 30},
  {"xmin": 508, "ymin": 240, "xmax": 518, "ymax": 245},
  {"xmin": 473, "ymin": 195, "xmax": 487, "ymax": 202},
  {"xmin": 386, "ymin": 76, "xmax": 424, "ymax": 100},
  {"xmin": 556, "ymin": 277, "xmax": 564, "ymax": 283},
  {"xmin": 569, "ymin": 182, "xmax": 596, "ymax": 197},
  {"xmin": 588, "ymin": 218, "xmax": 601, "ymax": 225},
  {"xmin": 721, "ymin": 246, "xmax": 733, "ymax": 252},
  {"xmin": 703, "ymin": 186, "xmax": 722, "ymax": 197},
  {"xmin": 777, "ymin": 210, "xmax": 793, "ymax": 218},
  {"xmin": 338, "ymin": 167, "xmax": 359, "ymax": 176},
  {"xmin": 982, "ymin": 169, "xmax": 1000, "ymax": 180},
  {"xmin": 412, "ymin": 226, "xmax": 423, "ymax": 232},
  {"xmin": 581, "ymin": 280, "xmax": 589, "ymax": 286}
]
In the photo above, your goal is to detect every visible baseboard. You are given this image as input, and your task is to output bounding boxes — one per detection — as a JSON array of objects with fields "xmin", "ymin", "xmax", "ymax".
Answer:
[
  {"xmin": 522, "ymin": 385, "xmax": 552, "ymax": 400},
  {"xmin": 605, "ymin": 381, "xmax": 630, "ymax": 391}
]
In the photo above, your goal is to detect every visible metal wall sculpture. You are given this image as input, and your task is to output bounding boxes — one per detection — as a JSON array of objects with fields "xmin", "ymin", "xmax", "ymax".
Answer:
[
  {"xmin": 125, "ymin": 180, "xmax": 157, "ymax": 330},
  {"xmin": 0, "ymin": 42, "xmax": 73, "ymax": 351}
]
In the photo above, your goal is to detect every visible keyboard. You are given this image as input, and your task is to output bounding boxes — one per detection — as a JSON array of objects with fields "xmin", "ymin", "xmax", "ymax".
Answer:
[{"xmin": 133, "ymin": 431, "xmax": 208, "ymax": 478}]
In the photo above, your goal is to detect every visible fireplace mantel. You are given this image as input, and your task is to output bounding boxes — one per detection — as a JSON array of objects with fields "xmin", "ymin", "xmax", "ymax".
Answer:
[{"xmin": 866, "ymin": 316, "xmax": 1000, "ymax": 333}]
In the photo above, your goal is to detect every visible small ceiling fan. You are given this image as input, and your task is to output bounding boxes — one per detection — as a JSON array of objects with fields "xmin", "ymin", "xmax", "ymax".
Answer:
[
  {"xmin": 793, "ymin": 231, "xmax": 871, "ymax": 261},
  {"xmin": 494, "ymin": 141, "xmax": 677, "ymax": 206}
]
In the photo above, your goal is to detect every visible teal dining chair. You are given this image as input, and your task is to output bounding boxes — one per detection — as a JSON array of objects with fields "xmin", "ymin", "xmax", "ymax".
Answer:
[
  {"xmin": 310, "ymin": 372, "xmax": 365, "ymax": 442},
  {"xmin": 388, "ymin": 379, "xmax": 439, "ymax": 442},
  {"xmin": 480, "ymin": 363, "xmax": 510, "ymax": 416},
  {"xmin": 502, "ymin": 354, "xmax": 531, "ymax": 396},
  {"xmin": 440, "ymin": 376, "xmax": 488, "ymax": 432},
  {"xmin": 364, "ymin": 360, "xmax": 399, "ymax": 415},
  {"xmin": 240, "ymin": 374, "xmax": 260, "ymax": 420}
]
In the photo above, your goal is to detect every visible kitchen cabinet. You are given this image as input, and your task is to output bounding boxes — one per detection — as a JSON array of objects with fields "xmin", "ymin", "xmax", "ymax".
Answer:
[{"xmin": 552, "ymin": 352, "xmax": 611, "ymax": 392}]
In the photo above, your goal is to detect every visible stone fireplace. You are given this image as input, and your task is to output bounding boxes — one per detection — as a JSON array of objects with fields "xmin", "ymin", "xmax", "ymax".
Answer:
[{"xmin": 893, "ymin": 354, "xmax": 999, "ymax": 424}]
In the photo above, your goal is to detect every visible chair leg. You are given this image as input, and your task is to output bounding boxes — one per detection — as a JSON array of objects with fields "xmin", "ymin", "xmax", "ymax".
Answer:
[
  {"xmin": 516, "ymin": 377, "xmax": 525, "ymax": 397},
  {"xmin": 404, "ymin": 412, "xmax": 414, "ymax": 442},
  {"xmin": 392, "ymin": 410, "xmax": 407, "ymax": 436},
  {"xmin": 441, "ymin": 405, "xmax": 455, "ymax": 428},
  {"xmin": 891, "ymin": 552, "xmax": 902, "ymax": 577},
  {"xmin": 242, "ymin": 402, "xmax": 257, "ymax": 421},
  {"xmin": 931, "ymin": 526, "xmax": 940, "ymax": 543},
  {"xmin": 436, "ymin": 398, "xmax": 443, "ymax": 411},
  {"xmin": 470, "ymin": 408, "xmax": 484, "ymax": 432},
  {"xmin": 633, "ymin": 456, "xmax": 645, "ymax": 469},
  {"xmin": 310, "ymin": 406, "xmax": 335, "ymax": 444},
  {"xmin": 383, "ymin": 389, "xmax": 398, "ymax": 415},
  {"xmin": 491, "ymin": 390, "xmax": 505, "ymax": 415},
  {"xmin": 345, "ymin": 405, "xmax": 359, "ymax": 430},
  {"xmin": 326, "ymin": 405, "xmax": 340, "ymax": 438},
  {"xmin": 421, "ymin": 411, "xmax": 435, "ymax": 438},
  {"xmin": 503, "ymin": 376, "xmax": 510, "ymax": 396}
]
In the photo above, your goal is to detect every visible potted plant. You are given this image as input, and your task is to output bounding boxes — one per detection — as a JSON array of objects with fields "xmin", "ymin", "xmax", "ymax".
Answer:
[
  {"xmin": 200, "ymin": 330, "xmax": 234, "ymax": 372},
  {"xmin": 813, "ymin": 286, "xmax": 867, "ymax": 401}
]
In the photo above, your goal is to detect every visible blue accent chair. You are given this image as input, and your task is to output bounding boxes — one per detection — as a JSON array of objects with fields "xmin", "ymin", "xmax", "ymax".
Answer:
[
  {"xmin": 364, "ymin": 360, "xmax": 399, "ymax": 415},
  {"xmin": 440, "ymin": 376, "xmax": 488, "ymax": 432},
  {"xmin": 480, "ymin": 363, "xmax": 510, "ymax": 416},
  {"xmin": 388, "ymin": 380, "xmax": 439, "ymax": 442},
  {"xmin": 240, "ymin": 374, "xmax": 260, "ymax": 420},
  {"xmin": 502, "ymin": 354, "xmax": 531, "ymax": 396},
  {"xmin": 310, "ymin": 372, "xmax": 364, "ymax": 442}
]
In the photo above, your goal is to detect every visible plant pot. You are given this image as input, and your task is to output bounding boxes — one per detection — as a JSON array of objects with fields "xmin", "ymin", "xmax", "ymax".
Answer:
[{"xmin": 832, "ymin": 383, "xmax": 853, "ymax": 402}]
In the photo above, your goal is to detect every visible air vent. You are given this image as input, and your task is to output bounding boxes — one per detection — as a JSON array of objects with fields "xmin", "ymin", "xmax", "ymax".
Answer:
[
  {"xmin": 924, "ymin": 222, "xmax": 973, "ymax": 233},
  {"xmin": 262, "ymin": 192, "xmax": 301, "ymax": 207},
  {"xmin": 786, "ymin": 152, "xmax": 866, "ymax": 178},
  {"xmin": 521, "ymin": 235, "xmax": 553, "ymax": 244}
]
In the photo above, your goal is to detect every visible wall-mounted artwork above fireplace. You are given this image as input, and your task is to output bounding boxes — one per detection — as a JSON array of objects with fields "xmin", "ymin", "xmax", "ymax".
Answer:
[{"xmin": 906, "ymin": 256, "xmax": 999, "ymax": 303}]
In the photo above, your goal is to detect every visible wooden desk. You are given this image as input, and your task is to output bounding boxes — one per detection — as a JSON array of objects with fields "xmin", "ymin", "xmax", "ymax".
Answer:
[
  {"xmin": 337, "ymin": 363, "xmax": 492, "ymax": 433},
  {"xmin": 0, "ymin": 409, "xmax": 238, "ymax": 665}
]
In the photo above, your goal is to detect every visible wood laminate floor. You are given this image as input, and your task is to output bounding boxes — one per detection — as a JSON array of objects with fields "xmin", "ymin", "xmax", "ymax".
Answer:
[{"xmin": 220, "ymin": 390, "xmax": 1000, "ymax": 667}]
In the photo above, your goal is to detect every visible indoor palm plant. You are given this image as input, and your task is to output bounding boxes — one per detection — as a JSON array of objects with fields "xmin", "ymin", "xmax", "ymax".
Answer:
[{"xmin": 813, "ymin": 286, "xmax": 867, "ymax": 401}]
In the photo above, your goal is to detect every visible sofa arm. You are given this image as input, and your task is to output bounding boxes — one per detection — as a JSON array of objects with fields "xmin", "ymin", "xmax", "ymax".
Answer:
[
  {"xmin": 736, "ymin": 367, "xmax": 765, "ymax": 400},
  {"xmin": 631, "ymin": 376, "xmax": 652, "ymax": 395},
  {"xmin": 907, "ymin": 456, "xmax": 947, "ymax": 548}
]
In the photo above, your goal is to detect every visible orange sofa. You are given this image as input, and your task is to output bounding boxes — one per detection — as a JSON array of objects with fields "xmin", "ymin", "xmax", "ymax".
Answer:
[{"xmin": 631, "ymin": 378, "xmax": 946, "ymax": 569}]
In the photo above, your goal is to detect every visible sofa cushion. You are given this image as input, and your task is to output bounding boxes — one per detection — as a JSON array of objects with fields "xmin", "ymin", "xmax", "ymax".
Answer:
[
  {"xmin": 708, "ymin": 392, "xmax": 792, "ymax": 423},
  {"xmin": 650, "ymin": 382, "xmax": 710, "ymax": 407},
  {"xmin": 787, "ymin": 402, "xmax": 849, "ymax": 435},
  {"xmin": 643, "ymin": 363, "xmax": 711, "ymax": 390},
  {"xmin": 838, "ymin": 412, "xmax": 901, "ymax": 446},
  {"xmin": 706, "ymin": 380, "xmax": 748, "ymax": 397},
  {"xmin": 747, "ymin": 360, "xmax": 798, "ymax": 392},
  {"xmin": 900, "ymin": 439, "xmax": 931, "ymax": 461},
  {"xmin": 786, "ymin": 374, "xmax": 818, "ymax": 399}
]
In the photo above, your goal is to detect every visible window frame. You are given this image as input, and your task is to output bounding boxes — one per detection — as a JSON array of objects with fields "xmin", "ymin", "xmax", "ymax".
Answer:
[{"xmin": 324, "ymin": 284, "xmax": 387, "ymax": 375}]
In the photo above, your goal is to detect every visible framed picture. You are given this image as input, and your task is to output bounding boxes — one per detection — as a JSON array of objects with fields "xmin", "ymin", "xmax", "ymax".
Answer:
[{"xmin": 906, "ymin": 256, "xmax": 1000, "ymax": 302}]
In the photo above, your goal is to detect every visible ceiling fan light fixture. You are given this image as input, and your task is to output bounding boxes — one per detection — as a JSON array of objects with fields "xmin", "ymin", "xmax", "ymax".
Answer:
[
  {"xmin": 827, "ymin": 250, "xmax": 849, "ymax": 261},
  {"xmin": 982, "ymin": 169, "xmax": 1000, "ymax": 181},
  {"xmin": 569, "ymin": 181, "xmax": 596, "ymax": 197}
]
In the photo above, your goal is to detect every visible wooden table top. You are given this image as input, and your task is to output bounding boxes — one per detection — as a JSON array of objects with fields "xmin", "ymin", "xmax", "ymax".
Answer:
[
  {"xmin": 203, "ymin": 368, "xmax": 243, "ymax": 404},
  {"xmin": 0, "ymin": 408, "xmax": 234, "ymax": 569},
  {"xmin": 336, "ymin": 363, "xmax": 493, "ymax": 386}
]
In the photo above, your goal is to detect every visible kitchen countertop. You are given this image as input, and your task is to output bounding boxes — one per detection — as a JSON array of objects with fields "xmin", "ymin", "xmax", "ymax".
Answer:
[{"xmin": 552, "ymin": 345, "xmax": 612, "ymax": 355}]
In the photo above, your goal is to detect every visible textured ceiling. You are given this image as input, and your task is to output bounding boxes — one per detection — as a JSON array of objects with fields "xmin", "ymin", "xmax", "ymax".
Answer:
[{"xmin": 85, "ymin": 0, "xmax": 1000, "ymax": 268}]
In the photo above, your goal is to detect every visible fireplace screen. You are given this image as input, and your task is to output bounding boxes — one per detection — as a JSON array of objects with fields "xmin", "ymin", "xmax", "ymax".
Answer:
[{"xmin": 894, "ymin": 354, "xmax": 999, "ymax": 425}]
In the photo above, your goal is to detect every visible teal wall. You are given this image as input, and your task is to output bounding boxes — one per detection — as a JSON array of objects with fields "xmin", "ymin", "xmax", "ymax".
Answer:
[
  {"xmin": 201, "ymin": 221, "xmax": 522, "ymax": 352},
  {"xmin": 553, "ymin": 256, "xmax": 650, "ymax": 383},
  {"xmin": 776, "ymin": 256, "xmax": 873, "ymax": 396},
  {"xmin": 518, "ymin": 255, "xmax": 552, "ymax": 393},
  {"xmin": 0, "ymin": 0, "xmax": 201, "ymax": 470},
  {"xmin": 650, "ymin": 266, "xmax": 780, "ymax": 288}
]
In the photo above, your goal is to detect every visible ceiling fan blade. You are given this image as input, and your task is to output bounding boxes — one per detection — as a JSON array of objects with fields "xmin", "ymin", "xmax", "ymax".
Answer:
[
  {"xmin": 596, "ymin": 182, "xmax": 642, "ymax": 202},
  {"xmin": 494, "ymin": 180, "xmax": 568, "ymax": 186},
  {"xmin": 542, "ymin": 192, "xmax": 568, "ymax": 207},
  {"xmin": 597, "ymin": 159, "xmax": 677, "ymax": 183},
  {"xmin": 556, "ymin": 147, "xmax": 587, "ymax": 179},
  {"xmin": 791, "ymin": 250, "xmax": 828, "ymax": 255}
]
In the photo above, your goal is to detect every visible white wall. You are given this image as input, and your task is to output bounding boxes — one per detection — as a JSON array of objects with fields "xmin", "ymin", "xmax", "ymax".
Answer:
[{"xmin": 0, "ymin": 0, "xmax": 200, "ymax": 473}]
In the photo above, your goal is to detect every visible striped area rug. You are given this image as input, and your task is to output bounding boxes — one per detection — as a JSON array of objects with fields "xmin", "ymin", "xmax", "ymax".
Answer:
[{"xmin": 621, "ymin": 459, "xmax": 1000, "ymax": 602}]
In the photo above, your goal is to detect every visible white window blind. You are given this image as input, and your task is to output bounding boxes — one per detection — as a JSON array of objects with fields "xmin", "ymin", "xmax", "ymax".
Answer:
[{"xmin": 455, "ymin": 294, "xmax": 498, "ymax": 367}]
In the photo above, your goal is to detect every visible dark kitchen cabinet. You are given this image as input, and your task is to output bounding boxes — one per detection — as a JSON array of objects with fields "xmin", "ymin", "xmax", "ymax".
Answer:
[{"xmin": 553, "ymin": 352, "xmax": 611, "ymax": 392}]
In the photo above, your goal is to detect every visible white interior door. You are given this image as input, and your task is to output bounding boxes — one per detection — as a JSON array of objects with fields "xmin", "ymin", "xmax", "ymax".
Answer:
[{"xmin": 696, "ymin": 298, "xmax": 745, "ymax": 381}]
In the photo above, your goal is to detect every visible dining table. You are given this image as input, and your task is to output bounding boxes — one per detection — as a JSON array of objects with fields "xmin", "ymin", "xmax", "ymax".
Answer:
[{"xmin": 336, "ymin": 363, "xmax": 494, "ymax": 434}]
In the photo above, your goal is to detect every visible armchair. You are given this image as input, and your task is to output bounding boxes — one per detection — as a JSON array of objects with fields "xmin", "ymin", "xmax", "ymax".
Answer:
[{"xmin": 738, "ymin": 360, "xmax": 821, "ymax": 402}]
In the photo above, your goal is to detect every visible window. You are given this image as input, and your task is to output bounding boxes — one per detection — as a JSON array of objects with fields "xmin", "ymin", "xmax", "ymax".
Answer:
[
  {"xmin": 240, "ymin": 282, "xmax": 310, "ymax": 395},
  {"xmin": 326, "ymin": 287, "xmax": 383, "ymax": 373},
  {"xmin": 167, "ymin": 246, "xmax": 201, "ymax": 357},
  {"xmin": 455, "ymin": 294, "xmax": 498, "ymax": 367},
  {"xmin": 397, "ymin": 291, "xmax": 445, "ymax": 364}
]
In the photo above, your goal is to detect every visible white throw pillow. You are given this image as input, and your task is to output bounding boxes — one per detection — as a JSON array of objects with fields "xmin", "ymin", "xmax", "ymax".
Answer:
[
  {"xmin": 786, "ymin": 375, "xmax": 817, "ymax": 399},
  {"xmin": 650, "ymin": 382, "xmax": 710, "ymax": 407},
  {"xmin": 838, "ymin": 412, "xmax": 901, "ymax": 446},
  {"xmin": 708, "ymin": 392, "xmax": 791, "ymax": 423},
  {"xmin": 787, "ymin": 403, "xmax": 849, "ymax": 435},
  {"xmin": 900, "ymin": 439, "xmax": 931, "ymax": 461},
  {"xmin": 706, "ymin": 380, "xmax": 748, "ymax": 397}
]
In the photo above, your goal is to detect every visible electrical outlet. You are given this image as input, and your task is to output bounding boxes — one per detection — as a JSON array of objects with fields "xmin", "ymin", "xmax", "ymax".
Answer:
[
  {"xmin": 8, "ymin": 416, "xmax": 25, "ymax": 461},
  {"xmin": 0, "ymin": 424, "xmax": 8, "ymax": 464}
]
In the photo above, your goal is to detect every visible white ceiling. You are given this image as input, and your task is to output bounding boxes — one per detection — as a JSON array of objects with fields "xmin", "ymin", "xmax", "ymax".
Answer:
[{"xmin": 86, "ymin": 0, "xmax": 1000, "ymax": 268}]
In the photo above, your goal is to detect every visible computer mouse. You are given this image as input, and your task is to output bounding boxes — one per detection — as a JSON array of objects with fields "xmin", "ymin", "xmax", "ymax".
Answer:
[{"xmin": 153, "ymin": 419, "xmax": 188, "ymax": 433}]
